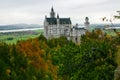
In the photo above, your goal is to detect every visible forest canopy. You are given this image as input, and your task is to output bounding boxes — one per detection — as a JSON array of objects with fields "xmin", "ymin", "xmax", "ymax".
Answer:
[{"xmin": 0, "ymin": 29, "xmax": 120, "ymax": 80}]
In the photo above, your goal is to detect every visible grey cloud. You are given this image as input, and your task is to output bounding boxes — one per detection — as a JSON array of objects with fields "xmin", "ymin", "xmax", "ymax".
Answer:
[{"xmin": 0, "ymin": 0, "xmax": 120, "ymax": 25}]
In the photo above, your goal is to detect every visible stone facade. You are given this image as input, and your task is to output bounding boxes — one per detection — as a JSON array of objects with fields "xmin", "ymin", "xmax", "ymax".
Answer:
[{"xmin": 44, "ymin": 7, "xmax": 90, "ymax": 43}]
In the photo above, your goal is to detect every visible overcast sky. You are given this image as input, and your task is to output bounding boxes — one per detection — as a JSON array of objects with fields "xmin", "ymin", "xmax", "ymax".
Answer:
[{"xmin": 0, "ymin": 0, "xmax": 120, "ymax": 25}]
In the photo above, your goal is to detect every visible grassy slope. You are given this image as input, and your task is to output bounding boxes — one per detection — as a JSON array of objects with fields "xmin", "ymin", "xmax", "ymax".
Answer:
[
  {"xmin": 0, "ymin": 29, "xmax": 43, "ymax": 44},
  {"xmin": 6, "ymin": 34, "xmax": 40, "ymax": 44}
]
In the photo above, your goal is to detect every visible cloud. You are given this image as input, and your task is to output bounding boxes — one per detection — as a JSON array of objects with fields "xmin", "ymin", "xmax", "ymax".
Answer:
[{"xmin": 0, "ymin": 0, "xmax": 120, "ymax": 25}]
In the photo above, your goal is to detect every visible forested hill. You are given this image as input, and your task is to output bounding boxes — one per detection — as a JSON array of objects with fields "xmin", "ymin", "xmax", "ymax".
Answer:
[
  {"xmin": 90, "ymin": 23, "xmax": 120, "ymax": 29},
  {"xmin": 0, "ymin": 24, "xmax": 42, "ymax": 30},
  {"xmin": 0, "ymin": 29, "xmax": 120, "ymax": 80}
]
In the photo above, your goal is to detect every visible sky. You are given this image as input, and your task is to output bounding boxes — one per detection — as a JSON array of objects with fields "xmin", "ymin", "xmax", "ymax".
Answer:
[{"xmin": 0, "ymin": 0, "xmax": 120, "ymax": 25}]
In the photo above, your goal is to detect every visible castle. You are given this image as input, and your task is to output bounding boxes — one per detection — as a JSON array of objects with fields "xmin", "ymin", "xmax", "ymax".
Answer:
[{"xmin": 44, "ymin": 7, "xmax": 90, "ymax": 43}]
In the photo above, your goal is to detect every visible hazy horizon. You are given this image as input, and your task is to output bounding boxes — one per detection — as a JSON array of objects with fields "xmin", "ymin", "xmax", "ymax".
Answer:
[{"xmin": 0, "ymin": 0, "xmax": 120, "ymax": 25}]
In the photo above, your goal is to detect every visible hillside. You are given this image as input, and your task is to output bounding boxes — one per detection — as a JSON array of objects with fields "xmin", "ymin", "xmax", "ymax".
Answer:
[
  {"xmin": 0, "ymin": 24, "xmax": 43, "ymax": 30},
  {"xmin": 0, "ymin": 29, "xmax": 119, "ymax": 80}
]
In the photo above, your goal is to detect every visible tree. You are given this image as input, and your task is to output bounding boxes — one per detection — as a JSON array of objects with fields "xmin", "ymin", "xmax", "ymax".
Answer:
[
  {"xmin": 71, "ymin": 30, "xmax": 117, "ymax": 80},
  {"xmin": 114, "ymin": 11, "xmax": 120, "ymax": 19},
  {"xmin": 58, "ymin": 30, "xmax": 117, "ymax": 80}
]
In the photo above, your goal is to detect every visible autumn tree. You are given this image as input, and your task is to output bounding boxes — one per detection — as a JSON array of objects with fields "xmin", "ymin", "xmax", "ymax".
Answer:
[{"xmin": 16, "ymin": 38, "xmax": 58, "ymax": 79}]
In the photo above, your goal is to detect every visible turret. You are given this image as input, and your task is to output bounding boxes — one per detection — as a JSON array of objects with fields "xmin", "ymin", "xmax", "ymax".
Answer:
[
  {"xmin": 84, "ymin": 17, "xmax": 90, "ymax": 30},
  {"xmin": 57, "ymin": 14, "xmax": 59, "ymax": 27}
]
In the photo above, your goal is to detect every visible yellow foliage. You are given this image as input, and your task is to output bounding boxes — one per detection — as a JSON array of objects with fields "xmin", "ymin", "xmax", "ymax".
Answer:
[
  {"xmin": 6, "ymin": 69, "xmax": 11, "ymax": 75},
  {"xmin": 116, "ymin": 32, "xmax": 120, "ymax": 36},
  {"xmin": 16, "ymin": 38, "xmax": 58, "ymax": 79}
]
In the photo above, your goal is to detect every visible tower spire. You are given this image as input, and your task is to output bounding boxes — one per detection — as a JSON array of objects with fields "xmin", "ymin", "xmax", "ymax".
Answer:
[
  {"xmin": 50, "ymin": 6, "xmax": 55, "ymax": 18},
  {"xmin": 51, "ymin": 6, "xmax": 54, "ymax": 12},
  {"xmin": 57, "ymin": 13, "xmax": 59, "ymax": 18}
]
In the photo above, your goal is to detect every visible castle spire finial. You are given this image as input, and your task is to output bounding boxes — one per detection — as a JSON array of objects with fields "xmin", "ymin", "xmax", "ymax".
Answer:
[
  {"xmin": 57, "ymin": 13, "xmax": 59, "ymax": 18},
  {"xmin": 51, "ymin": 6, "xmax": 54, "ymax": 12}
]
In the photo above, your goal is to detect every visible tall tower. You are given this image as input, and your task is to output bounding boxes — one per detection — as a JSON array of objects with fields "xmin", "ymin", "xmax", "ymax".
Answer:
[
  {"xmin": 57, "ymin": 13, "xmax": 59, "ymax": 27},
  {"xmin": 84, "ymin": 17, "xmax": 90, "ymax": 30},
  {"xmin": 50, "ymin": 7, "xmax": 55, "ymax": 18}
]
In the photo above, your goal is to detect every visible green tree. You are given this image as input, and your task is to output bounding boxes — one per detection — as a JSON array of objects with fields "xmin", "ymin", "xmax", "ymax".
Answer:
[{"xmin": 70, "ymin": 31, "xmax": 117, "ymax": 80}]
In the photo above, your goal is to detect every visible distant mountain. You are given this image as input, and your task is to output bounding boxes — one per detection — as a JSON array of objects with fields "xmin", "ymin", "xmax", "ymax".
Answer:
[
  {"xmin": 90, "ymin": 23, "xmax": 120, "ymax": 29},
  {"xmin": 0, "ymin": 24, "xmax": 43, "ymax": 30}
]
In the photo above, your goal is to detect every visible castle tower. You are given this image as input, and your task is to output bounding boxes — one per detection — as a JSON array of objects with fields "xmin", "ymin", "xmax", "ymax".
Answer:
[
  {"xmin": 57, "ymin": 14, "xmax": 59, "ymax": 27},
  {"xmin": 50, "ymin": 7, "xmax": 55, "ymax": 18},
  {"xmin": 84, "ymin": 17, "xmax": 90, "ymax": 30}
]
